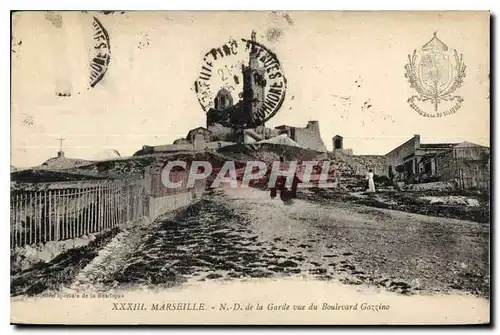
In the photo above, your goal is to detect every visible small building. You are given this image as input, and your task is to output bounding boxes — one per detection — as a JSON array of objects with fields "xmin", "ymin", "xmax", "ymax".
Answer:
[
  {"xmin": 333, "ymin": 135, "xmax": 343, "ymax": 150},
  {"xmin": 186, "ymin": 127, "xmax": 213, "ymax": 144},
  {"xmin": 386, "ymin": 135, "xmax": 490, "ymax": 189}
]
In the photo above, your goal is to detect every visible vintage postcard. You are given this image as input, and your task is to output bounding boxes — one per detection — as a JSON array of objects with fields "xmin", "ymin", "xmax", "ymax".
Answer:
[{"xmin": 10, "ymin": 10, "xmax": 490, "ymax": 325}]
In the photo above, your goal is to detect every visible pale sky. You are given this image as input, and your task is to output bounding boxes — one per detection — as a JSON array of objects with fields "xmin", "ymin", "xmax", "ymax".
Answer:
[{"xmin": 11, "ymin": 11, "xmax": 490, "ymax": 167}]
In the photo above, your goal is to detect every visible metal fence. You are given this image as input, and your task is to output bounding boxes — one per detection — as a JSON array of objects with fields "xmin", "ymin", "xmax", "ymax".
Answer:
[{"xmin": 10, "ymin": 179, "xmax": 146, "ymax": 249}]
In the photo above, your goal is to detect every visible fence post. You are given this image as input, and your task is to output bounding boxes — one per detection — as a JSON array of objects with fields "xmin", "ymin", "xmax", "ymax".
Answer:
[
  {"xmin": 30, "ymin": 192, "xmax": 34, "ymax": 246},
  {"xmin": 127, "ymin": 185, "xmax": 130, "ymax": 222},
  {"xmin": 14, "ymin": 194, "xmax": 18, "ymax": 248},
  {"xmin": 107, "ymin": 185, "xmax": 111, "ymax": 229},
  {"xmin": 23, "ymin": 193, "xmax": 27, "ymax": 247},
  {"xmin": 38, "ymin": 191, "xmax": 42, "ymax": 244},
  {"xmin": 99, "ymin": 184, "xmax": 103, "ymax": 232},
  {"xmin": 102, "ymin": 185, "xmax": 105, "ymax": 230},
  {"xmin": 61, "ymin": 189, "xmax": 70, "ymax": 240},
  {"xmin": 105, "ymin": 184, "xmax": 108, "ymax": 229},
  {"xmin": 91, "ymin": 187, "xmax": 95, "ymax": 234},
  {"xmin": 48, "ymin": 190, "xmax": 52, "ymax": 242},
  {"xmin": 77, "ymin": 188, "xmax": 81, "ymax": 238},
  {"xmin": 110, "ymin": 186, "xmax": 114, "ymax": 228},
  {"xmin": 82, "ymin": 188, "xmax": 86, "ymax": 236},
  {"xmin": 60, "ymin": 189, "xmax": 64, "ymax": 240},
  {"xmin": 54, "ymin": 190, "xmax": 59, "ymax": 241},
  {"xmin": 85, "ymin": 187, "xmax": 89, "ymax": 235},
  {"xmin": 10, "ymin": 197, "xmax": 14, "ymax": 248},
  {"xmin": 86, "ymin": 188, "xmax": 90, "ymax": 235},
  {"xmin": 64, "ymin": 188, "xmax": 68, "ymax": 240},
  {"xmin": 17, "ymin": 193, "xmax": 21, "ymax": 248},
  {"xmin": 112, "ymin": 185, "xmax": 116, "ymax": 227}
]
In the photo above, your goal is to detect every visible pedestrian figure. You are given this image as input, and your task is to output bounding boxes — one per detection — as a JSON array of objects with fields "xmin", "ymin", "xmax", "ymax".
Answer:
[{"xmin": 366, "ymin": 169, "xmax": 376, "ymax": 193}]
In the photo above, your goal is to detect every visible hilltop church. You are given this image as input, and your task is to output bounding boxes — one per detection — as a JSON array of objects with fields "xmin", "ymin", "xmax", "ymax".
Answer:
[{"xmin": 135, "ymin": 32, "xmax": 328, "ymax": 155}]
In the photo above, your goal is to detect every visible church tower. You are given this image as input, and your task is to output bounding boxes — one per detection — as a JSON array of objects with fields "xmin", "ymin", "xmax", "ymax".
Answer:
[{"xmin": 242, "ymin": 31, "xmax": 266, "ymax": 126}]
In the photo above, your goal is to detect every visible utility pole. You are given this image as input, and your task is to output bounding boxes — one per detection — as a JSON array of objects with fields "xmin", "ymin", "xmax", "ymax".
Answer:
[
  {"xmin": 57, "ymin": 137, "xmax": 65, "ymax": 151},
  {"xmin": 56, "ymin": 137, "xmax": 65, "ymax": 157}
]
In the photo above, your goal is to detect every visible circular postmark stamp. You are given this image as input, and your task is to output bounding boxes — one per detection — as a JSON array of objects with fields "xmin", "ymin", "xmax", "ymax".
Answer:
[
  {"xmin": 194, "ymin": 32, "xmax": 287, "ymax": 128},
  {"xmin": 89, "ymin": 17, "xmax": 111, "ymax": 88}
]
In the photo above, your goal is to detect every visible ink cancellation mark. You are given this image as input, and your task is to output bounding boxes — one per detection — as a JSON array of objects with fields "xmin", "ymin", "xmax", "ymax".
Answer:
[
  {"xmin": 89, "ymin": 17, "xmax": 111, "ymax": 88},
  {"xmin": 194, "ymin": 31, "xmax": 287, "ymax": 127},
  {"xmin": 404, "ymin": 32, "xmax": 466, "ymax": 118}
]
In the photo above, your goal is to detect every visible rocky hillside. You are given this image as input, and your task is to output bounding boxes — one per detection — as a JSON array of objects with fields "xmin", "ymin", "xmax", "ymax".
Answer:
[{"xmin": 12, "ymin": 144, "xmax": 362, "ymax": 186}]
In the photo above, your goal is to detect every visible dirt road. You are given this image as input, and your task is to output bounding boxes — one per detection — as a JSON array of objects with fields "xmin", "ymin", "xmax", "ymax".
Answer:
[{"xmin": 70, "ymin": 186, "xmax": 489, "ymax": 298}]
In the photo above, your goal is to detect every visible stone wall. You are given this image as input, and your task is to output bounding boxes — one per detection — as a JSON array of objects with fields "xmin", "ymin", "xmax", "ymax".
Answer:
[
  {"xmin": 151, "ymin": 143, "xmax": 194, "ymax": 152},
  {"xmin": 350, "ymin": 155, "xmax": 388, "ymax": 176},
  {"xmin": 276, "ymin": 121, "xmax": 327, "ymax": 152},
  {"xmin": 148, "ymin": 191, "xmax": 194, "ymax": 221},
  {"xmin": 332, "ymin": 150, "xmax": 387, "ymax": 176}
]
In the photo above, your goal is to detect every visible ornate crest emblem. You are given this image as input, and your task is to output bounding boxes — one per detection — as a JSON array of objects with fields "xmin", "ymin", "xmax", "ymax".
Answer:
[{"xmin": 405, "ymin": 32, "xmax": 466, "ymax": 117}]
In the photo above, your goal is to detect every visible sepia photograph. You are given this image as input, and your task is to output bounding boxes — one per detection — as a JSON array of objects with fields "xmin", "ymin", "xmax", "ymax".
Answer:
[{"xmin": 9, "ymin": 10, "xmax": 491, "ymax": 325}]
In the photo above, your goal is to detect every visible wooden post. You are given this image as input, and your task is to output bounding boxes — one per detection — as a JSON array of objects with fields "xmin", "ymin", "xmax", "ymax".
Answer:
[
  {"xmin": 30, "ymin": 193, "xmax": 34, "ymax": 245},
  {"xmin": 10, "ymin": 197, "xmax": 13, "ymax": 248},
  {"xmin": 38, "ymin": 191, "xmax": 42, "ymax": 244},
  {"xmin": 115, "ymin": 186, "xmax": 118, "ymax": 227},
  {"xmin": 75, "ymin": 188, "xmax": 78, "ymax": 238},
  {"xmin": 102, "ymin": 186, "xmax": 105, "ymax": 230},
  {"xmin": 114, "ymin": 187, "xmax": 118, "ymax": 227},
  {"xmin": 64, "ymin": 189, "xmax": 67, "ymax": 240},
  {"xmin": 63, "ymin": 189, "xmax": 67, "ymax": 240},
  {"xmin": 87, "ymin": 188, "xmax": 91, "ymax": 235},
  {"xmin": 116, "ymin": 187, "xmax": 119, "ymax": 226},
  {"xmin": 90, "ymin": 187, "xmax": 94, "ymax": 234},
  {"xmin": 109, "ymin": 186, "xmax": 112, "ymax": 229},
  {"xmin": 113, "ymin": 186, "xmax": 116, "ymax": 227},
  {"xmin": 131, "ymin": 187, "xmax": 135, "ymax": 220},
  {"xmin": 127, "ymin": 186, "xmax": 130, "ymax": 222},
  {"xmin": 78, "ymin": 188, "xmax": 82, "ymax": 238},
  {"xmin": 85, "ymin": 188, "xmax": 89, "ymax": 235},
  {"xmin": 82, "ymin": 188, "xmax": 85, "ymax": 236},
  {"xmin": 18, "ymin": 193, "xmax": 22, "ymax": 247},
  {"xmin": 95, "ymin": 186, "xmax": 98, "ymax": 232},
  {"xmin": 60, "ymin": 189, "xmax": 64, "ymax": 240},
  {"xmin": 14, "ymin": 194, "xmax": 18, "ymax": 248},
  {"xmin": 58, "ymin": 190, "xmax": 62, "ymax": 241},
  {"xmin": 89, "ymin": 187, "xmax": 92, "ymax": 234},
  {"xmin": 44, "ymin": 191, "xmax": 47, "ymax": 243},
  {"xmin": 16, "ymin": 194, "xmax": 20, "ymax": 248},
  {"xmin": 98, "ymin": 185, "xmax": 102, "ymax": 232},
  {"xmin": 47, "ymin": 190, "xmax": 51, "ymax": 242},
  {"xmin": 73, "ymin": 188, "xmax": 80, "ymax": 238},
  {"xmin": 111, "ymin": 187, "xmax": 114, "ymax": 228},
  {"xmin": 23, "ymin": 193, "xmax": 27, "ymax": 246},
  {"xmin": 105, "ymin": 186, "xmax": 108, "ymax": 229},
  {"xmin": 110, "ymin": 187, "xmax": 114, "ymax": 228},
  {"xmin": 80, "ymin": 188, "xmax": 84, "ymax": 237},
  {"xmin": 55, "ymin": 190, "xmax": 59, "ymax": 241},
  {"xmin": 110, "ymin": 186, "xmax": 113, "ymax": 228},
  {"xmin": 65, "ymin": 189, "xmax": 68, "ymax": 240}
]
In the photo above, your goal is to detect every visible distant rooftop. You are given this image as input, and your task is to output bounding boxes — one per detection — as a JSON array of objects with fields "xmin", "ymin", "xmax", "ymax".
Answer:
[{"xmin": 420, "ymin": 143, "xmax": 457, "ymax": 149}]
